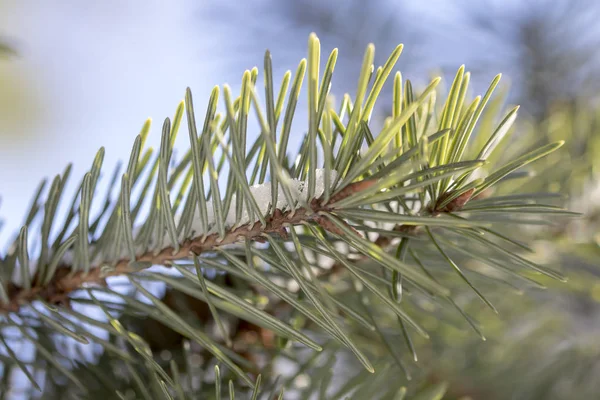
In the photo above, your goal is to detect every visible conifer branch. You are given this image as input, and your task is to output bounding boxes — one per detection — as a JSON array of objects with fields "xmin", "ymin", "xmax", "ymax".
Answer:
[
  {"xmin": 2, "ymin": 180, "xmax": 374, "ymax": 313},
  {"xmin": 0, "ymin": 33, "xmax": 577, "ymax": 397}
]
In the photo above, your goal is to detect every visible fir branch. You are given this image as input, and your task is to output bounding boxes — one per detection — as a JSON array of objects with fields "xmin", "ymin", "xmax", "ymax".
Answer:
[
  {"xmin": 1, "ymin": 181, "xmax": 368, "ymax": 313},
  {"xmin": 0, "ymin": 32, "xmax": 576, "ymax": 397}
]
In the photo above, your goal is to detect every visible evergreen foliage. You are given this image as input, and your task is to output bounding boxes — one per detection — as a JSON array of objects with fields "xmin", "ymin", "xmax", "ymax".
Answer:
[{"xmin": 0, "ymin": 34, "xmax": 576, "ymax": 399}]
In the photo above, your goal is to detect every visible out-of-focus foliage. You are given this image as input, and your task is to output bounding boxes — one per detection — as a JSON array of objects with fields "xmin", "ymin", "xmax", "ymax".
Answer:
[
  {"xmin": 458, "ymin": 0, "xmax": 600, "ymax": 120},
  {"xmin": 0, "ymin": 32, "xmax": 47, "ymax": 144},
  {"xmin": 0, "ymin": 40, "xmax": 15, "ymax": 57},
  {"xmin": 413, "ymin": 102, "xmax": 600, "ymax": 400}
]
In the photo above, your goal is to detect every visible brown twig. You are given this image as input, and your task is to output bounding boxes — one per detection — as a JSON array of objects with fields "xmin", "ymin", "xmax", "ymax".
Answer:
[
  {"xmin": 1, "ymin": 180, "xmax": 377, "ymax": 314},
  {"xmin": 3, "ymin": 207, "xmax": 316, "ymax": 313},
  {"xmin": 3, "ymin": 178, "xmax": 476, "ymax": 314}
]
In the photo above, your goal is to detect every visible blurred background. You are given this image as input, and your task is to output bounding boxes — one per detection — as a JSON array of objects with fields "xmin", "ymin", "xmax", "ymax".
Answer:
[{"xmin": 2, "ymin": 0, "xmax": 600, "ymax": 398}]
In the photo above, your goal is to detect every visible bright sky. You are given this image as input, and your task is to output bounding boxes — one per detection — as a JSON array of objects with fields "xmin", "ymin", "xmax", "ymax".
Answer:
[{"xmin": 0, "ymin": 1, "xmax": 243, "ymax": 246}]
